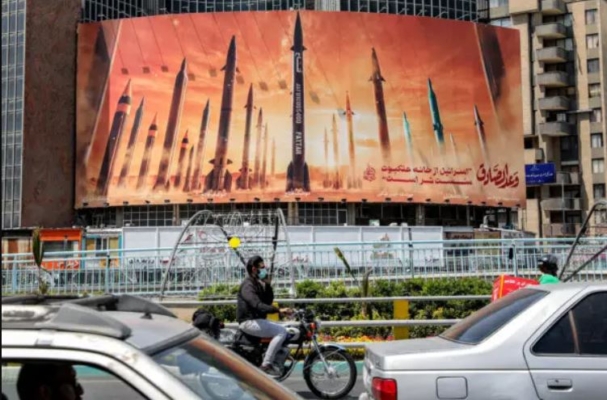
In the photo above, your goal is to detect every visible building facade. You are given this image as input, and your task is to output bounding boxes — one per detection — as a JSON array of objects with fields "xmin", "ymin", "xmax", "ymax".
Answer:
[
  {"xmin": 4, "ymin": 0, "xmax": 524, "ymax": 233},
  {"xmin": 488, "ymin": 0, "xmax": 607, "ymax": 237}
]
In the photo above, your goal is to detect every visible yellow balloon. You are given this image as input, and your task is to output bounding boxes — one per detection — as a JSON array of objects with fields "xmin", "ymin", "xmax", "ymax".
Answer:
[{"xmin": 228, "ymin": 237, "xmax": 241, "ymax": 249}]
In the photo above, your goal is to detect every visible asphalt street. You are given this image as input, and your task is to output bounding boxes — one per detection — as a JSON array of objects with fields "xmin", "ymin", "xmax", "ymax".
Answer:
[{"xmin": 2, "ymin": 370, "xmax": 364, "ymax": 400}]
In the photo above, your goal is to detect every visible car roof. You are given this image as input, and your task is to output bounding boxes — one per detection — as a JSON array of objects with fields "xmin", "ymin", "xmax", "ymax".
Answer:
[
  {"xmin": 1, "ymin": 294, "xmax": 197, "ymax": 354},
  {"xmin": 530, "ymin": 282, "xmax": 607, "ymax": 292}
]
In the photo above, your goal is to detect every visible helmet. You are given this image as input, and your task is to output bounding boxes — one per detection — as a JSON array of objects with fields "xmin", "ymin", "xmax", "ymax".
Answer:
[{"xmin": 538, "ymin": 254, "xmax": 559, "ymax": 274}]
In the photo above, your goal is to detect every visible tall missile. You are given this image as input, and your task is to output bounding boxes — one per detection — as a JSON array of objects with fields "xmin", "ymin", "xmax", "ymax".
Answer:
[
  {"xmin": 344, "ymin": 92, "xmax": 360, "ymax": 189},
  {"xmin": 204, "ymin": 36, "xmax": 237, "ymax": 193},
  {"xmin": 96, "ymin": 79, "xmax": 132, "ymax": 195},
  {"xmin": 449, "ymin": 133, "xmax": 460, "ymax": 165},
  {"xmin": 118, "ymin": 97, "xmax": 145, "ymax": 187},
  {"xmin": 369, "ymin": 48, "xmax": 391, "ymax": 167},
  {"xmin": 237, "ymin": 84, "xmax": 254, "ymax": 190},
  {"xmin": 253, "ymin": 108, "xmax": 263, "ymax": 187},
  {"xmin": 136, "ymin": 113, "xmax": 158, "ymax": 189},
  {"xmin": 261, "ymin": 123, "xmax": 269, "ymax": 189},
  {"xmin": 474, "ymin": 105, "xmax": 489, "ymax": 161},
  {"xmin": 271, "ymin": 137, "xmax": 276, "ymax": 178},
  {"xmin": 154, "ymin": 58, "xmax": 188, "ymax": 190},
  {"xmin": 323, "ymin": 128, "xmax": 331, "ymax": 188},
  {"xmin": 174, "ymin": 130, "xmax": 189, "ymax": 188},
  {"xmin": 331, "ymin": 114, "xmax": 342, "ymax": 189},
  {"xmin": 286, "ymin": 12, "xmax": 310, "ymax": 192},
  {"xmin": 402, "ymin": 112, "xmax": 414, "ymax": 162},
  {"xmin": 428, "ymin": 79, "xmax": 445, "ymax": 151},
  {"xmin": 183, "ymin": 146, "xmax": 195, "ymax": 192},
  {"xmin": 191, "ymin": 99, "xmax": 210, "ymax": 191}
]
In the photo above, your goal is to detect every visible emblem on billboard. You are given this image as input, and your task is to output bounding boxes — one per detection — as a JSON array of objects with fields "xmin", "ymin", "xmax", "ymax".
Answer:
[{"xmin": 363, "ymin": 164, "xmax": 376, "ymax": 182}]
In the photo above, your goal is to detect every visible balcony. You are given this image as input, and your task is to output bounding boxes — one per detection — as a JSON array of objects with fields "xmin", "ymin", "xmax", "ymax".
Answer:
[
  {"xmin": 539, "ymin": 121, "xmax": 573, "ymax": 136},
  {"xmin": 537, "ymin": 47, "xmax": 568, "ymax": 64},
  {"xmin": 541, "ymin": 197, "xmax": 582, "ymax": 211},
  {"xmin": 538, "ymin": 96, "xmax": 570, "ymax": 111},
  {"xmin": 590, "ymin": 122, "xmax": 603, "ymax": 134},
  {"xmin": 543, "ymin": 223, "xmax": 581, "ymax": 237},
  {"xmin": 589, "ymin": 96, "xmax": 602, "ymax": 109},
  {"xmin": 524, "ymin": 148, "xmax": 544, "ymax": 164},
  {"xmin": 536, "ymin": 23, "xmax": 567, "ymax": 39},
  {"xmin": 550, "ymin": 172, "xmax": 580, "ymax": 185},
  {"xmin": 537, "ymin": 71, "xmax": 569, "ymax": 87},
  {"xmin": 541, "ymin": 0, "xmax": 566, "ymax": 15}
]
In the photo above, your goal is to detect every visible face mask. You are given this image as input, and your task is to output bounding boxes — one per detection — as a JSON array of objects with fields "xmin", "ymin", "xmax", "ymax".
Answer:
[{"xmin": 258, "ymin": 268, "xmax": 268, "ymax": 280}]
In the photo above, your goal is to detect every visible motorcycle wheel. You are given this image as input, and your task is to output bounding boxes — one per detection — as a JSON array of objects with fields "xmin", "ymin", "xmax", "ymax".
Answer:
[{"xmin": 303, "ymin": 348, "xmax": 357, "ymax": 399}]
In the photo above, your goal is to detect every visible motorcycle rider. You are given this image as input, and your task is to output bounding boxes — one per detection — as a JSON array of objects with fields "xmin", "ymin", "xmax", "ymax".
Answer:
[
  {"xmin": 538, "ymin": 254, "xmax": 561, "ymax": 284},
  {"xmin": 237, "ymin": 255, "xmax": 291, "ymax": 376}
]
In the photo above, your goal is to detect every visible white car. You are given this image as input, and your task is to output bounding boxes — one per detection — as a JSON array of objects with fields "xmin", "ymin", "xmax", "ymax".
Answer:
[{"xmin": 360, "ymin": 282, "xmax": 607, "ymax": 400}]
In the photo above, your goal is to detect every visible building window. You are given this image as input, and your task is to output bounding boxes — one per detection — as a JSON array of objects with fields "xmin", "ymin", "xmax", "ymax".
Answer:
[
  {"xmin": 589, "ymin": 83, "xmax": 601, "ymax": 98},
  {"xmin": 491, "ymin": 17, "xmax": 512, "ymax": 27},
  {"xmin": 560, "ymin": 136, "xmax": 579, "ymax": 162},
  {"xmin": 592, "ymin": 159, "xmax": 605, "ymax": 174},
  {"xmin": 594, "ymin": 184, "xmax": 606, "ymax": 200},
  {"xmin": 586, "ymin": 34, "xmax": 599, "ymax": 50},
  {"xmin": 590, "ymin": 109, "xmax": 603, "ymax": 123},
  {"xmin": 585, "ymin": 9, "xmax": 597, "ymax": 25},
  {"xmin": 591, "ymin": 134, "xmax": 604, "ymax": 148},
  {"xmin": 489, "ymin": 0, "xmax": 509, "ymax": 8},
  {"xmin": 587, "ymin": 59, "xmax": 600, "ymax": 73}
]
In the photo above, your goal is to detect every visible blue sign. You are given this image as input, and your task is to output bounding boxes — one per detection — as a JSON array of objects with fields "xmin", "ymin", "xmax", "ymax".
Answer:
[{"xmin": 525, "ymin": 163, "xmax": 556, "ymax": 185}]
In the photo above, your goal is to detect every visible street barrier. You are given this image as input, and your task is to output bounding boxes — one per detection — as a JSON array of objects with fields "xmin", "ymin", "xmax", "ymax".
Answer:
[{"xmin": 2, "ymin": 237, "xmax": 605, "ymax": 295}]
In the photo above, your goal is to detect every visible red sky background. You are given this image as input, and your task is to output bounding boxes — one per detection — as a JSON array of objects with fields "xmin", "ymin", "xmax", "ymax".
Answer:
[{"xmin": 76, "ymin": 11, "xmax": 524, "ymax": 207}]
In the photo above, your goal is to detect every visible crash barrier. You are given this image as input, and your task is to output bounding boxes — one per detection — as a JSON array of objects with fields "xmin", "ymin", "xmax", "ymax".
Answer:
[
  {"xmin": 2, "ymin": 237, "xmax": 605, "ymax": 295},
  {"xmin": 162, "ymin": 295, "xmax": 491, "ymax": 340}
]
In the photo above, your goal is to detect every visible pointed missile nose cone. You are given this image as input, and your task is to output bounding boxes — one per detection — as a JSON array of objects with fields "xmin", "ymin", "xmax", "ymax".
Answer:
[
  {"xmin": 295, "ymin": 12, "xmax": 303, "ymax": 31},
  {"xmin": 180, "ymin": 58, "xmax": 187, "ymax": 72},
  {"xmin": 228, "ymin": 35, "xmax": 236, "ymax": 54},
  {"xmin": 427, "ymin": 79, "xmax": 433, "ymax": 92},
  {"xmin": 139, "ymin": 97, "xmax": 145, "ymax": 109},
  {"xmin": 150, "ymin": 113, "xmax": 158, "ymax": 129},
  {"xmin": 346, "ymin": 91, "xmax": 351, "ymax": 109},
  {"xmin": 182, "ymin": 129, "xmax": 189, "ymax": 144},
  {"xmin": 123, "ymin": 79, "xmax": 132, "ymax": 98},
  {"xmin": 247, "ymin": 83, "xmax": 253, "ymax": 103}
]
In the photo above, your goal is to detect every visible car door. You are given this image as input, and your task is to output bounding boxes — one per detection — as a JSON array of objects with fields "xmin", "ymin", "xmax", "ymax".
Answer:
[
  {"xmin": 523, "ymin": 289, "xmax": 607, "ymax": 400},
  {"xmin": 2, "ymin": 347, "xmax": 172, "ymax": 400}
]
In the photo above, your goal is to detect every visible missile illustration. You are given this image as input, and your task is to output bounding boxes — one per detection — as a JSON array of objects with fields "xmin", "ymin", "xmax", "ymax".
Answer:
[
  {"xmin": 236, "ymin": 84, "xmax": 254, "ymax": 190},
  {"xmin": 428, "ymin": 79, "xmax": 445, "ymax": 152},
  {"xmin": 369, "ymin": 47, "xmax": 391, "ymax": 167},
  {"xmin": 402, "ymin": 112, "xmax": 414, "ymax": 162},
  {"xmin": 204, "ymin": 36, "xmax": 237, "ymax": 193},
  {"xmin": 331, "ymin": 114, "xmax": 342, "ymax": 189},
  {"xmin": 136, "ymin": 114, "xmax": 158, "ymax": 189},
  {"xmin": 253, "ymin": 108, "xmax": 263, "ymax": 188},
  {"xmin": 286, "ymin": 12, "xmax": 311, "ymax": 192},
  {"xmin": 474, "ymin": 105, "xmax": 489, "ymax": 161},
  {"xmin": 118, "ymin": 97, "xmax": 145, "ymax": 187},
  {"xmin": 154, "ymin": 58, "xmax": 188, "ymax": 190},
  {"xmin": 183, "ymin": 146, "xmax": 195, "ymax": 192},
  {"xmin": 174, "ymin": 130, "xmax": 189, "ymax": 188},
  {"xmin": 323, "ymin": 128, "xmax": 331, "ymax": 188},
  {"xmin": 450, "ymin": 133, "xmax": 460, "ymax": 165},
  {"xmin": 191, "ymin": 99, "xmax": 210, "ymax": 191},
  {"xmin": 96, "ymin": 79, "xmax": 132, "ymax": 195},
  {"xmin": 344, "ymin": 92, "xmax": 360, "ymax": 189},
  {"xmin": 271, "ymin": 137, "xmax": 276, "ymax": 178},
  {"xmin": 261, "ymin": 123, "xmax": 269, "ymax": 189}
]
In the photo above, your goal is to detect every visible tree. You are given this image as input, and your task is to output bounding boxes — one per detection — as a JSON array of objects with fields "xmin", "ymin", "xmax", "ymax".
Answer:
[{"xmin": 32, "ymin": 228, "xmax": 50, "ymax": 295}]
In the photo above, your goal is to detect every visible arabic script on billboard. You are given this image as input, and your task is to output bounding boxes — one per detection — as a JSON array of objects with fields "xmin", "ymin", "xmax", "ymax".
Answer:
[{"xmin": 76, "ymin": 11, "xmax": 524, "ymax": 208}]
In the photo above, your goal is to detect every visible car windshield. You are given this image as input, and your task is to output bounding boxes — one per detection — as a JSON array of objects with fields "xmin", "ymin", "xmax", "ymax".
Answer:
[
  {"xmin": 152, "ymin": 334, "xmax": 295, "ymax": 400},
  {"xmin": 440, "ymin": 288, "xmax": 548, "ymax": 345}
]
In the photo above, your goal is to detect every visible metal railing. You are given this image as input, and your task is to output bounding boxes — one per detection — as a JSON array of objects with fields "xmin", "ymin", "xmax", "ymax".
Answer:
[{"xmin": 2, "ymin": 238, "xmax": 606, "ymax": 295}]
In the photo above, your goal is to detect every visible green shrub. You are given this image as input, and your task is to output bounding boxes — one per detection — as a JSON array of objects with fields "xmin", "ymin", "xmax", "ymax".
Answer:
[{"xmin": 197, "ymin": 277, "xmax": 493, "ymax": 339}]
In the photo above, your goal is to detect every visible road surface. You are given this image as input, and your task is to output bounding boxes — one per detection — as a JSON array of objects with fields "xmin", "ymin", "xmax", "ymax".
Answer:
[{"xmin": 284, "ymin": 373, "xmax": 364, "ymax": 399}]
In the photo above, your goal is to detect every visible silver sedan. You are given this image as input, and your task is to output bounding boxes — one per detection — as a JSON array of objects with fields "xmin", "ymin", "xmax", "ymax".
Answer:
[{"xmin": 360, "ymin": 282, "xmax": 607, "ymax": 400}]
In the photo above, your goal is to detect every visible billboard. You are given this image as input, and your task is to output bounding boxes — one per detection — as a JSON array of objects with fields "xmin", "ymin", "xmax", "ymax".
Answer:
[{"xmin": 76, "ymin": 11, "xmax": 524, "ymax": 208}]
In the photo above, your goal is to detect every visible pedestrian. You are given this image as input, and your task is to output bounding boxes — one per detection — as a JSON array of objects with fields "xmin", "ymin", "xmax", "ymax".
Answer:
[{"xmin": 537, "ymin": 254, "xmax": 561, "ymax": 284}]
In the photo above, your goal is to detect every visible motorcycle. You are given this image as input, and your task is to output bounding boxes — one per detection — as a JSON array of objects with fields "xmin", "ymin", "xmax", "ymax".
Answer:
[{"xmin": 195, "ymin": 308, "xmax": 357, "ymax": 400}]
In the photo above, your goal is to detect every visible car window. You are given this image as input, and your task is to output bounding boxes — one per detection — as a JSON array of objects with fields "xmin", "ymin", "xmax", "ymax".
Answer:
[
  {"xmin": 152, "ymin": 334, "xmax": 293, "ymax": 400},
  {"xmin": 534, "ymin": 291, "xmax": 607, "ymax": 356},
  {"xmin": 440, "ymin": 288, "xmax": 548, "ymax": 345},
  {"xmin": 1, "ymin": 361, "xmax": 148, "ymax": 400}
]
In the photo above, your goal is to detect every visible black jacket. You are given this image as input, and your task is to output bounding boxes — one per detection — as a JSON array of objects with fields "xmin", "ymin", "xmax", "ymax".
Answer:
[{"xmin": 236, "ymin": 276, "xmax": 279, "ymax": 323}]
